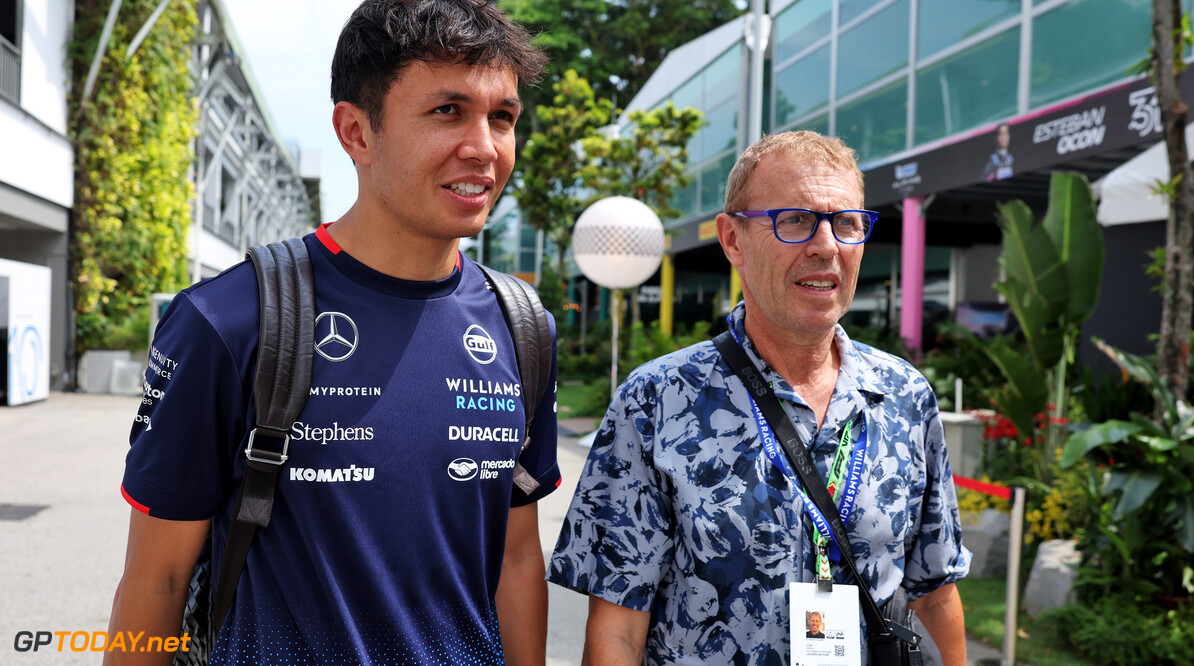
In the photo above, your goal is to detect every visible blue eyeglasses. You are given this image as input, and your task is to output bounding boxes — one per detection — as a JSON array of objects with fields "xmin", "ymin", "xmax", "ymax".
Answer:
[{"xmin": 731, "ymin": 208, "xmax": 879, "ymax": 244}]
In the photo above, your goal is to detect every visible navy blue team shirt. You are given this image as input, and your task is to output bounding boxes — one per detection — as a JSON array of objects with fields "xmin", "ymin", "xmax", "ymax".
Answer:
[{"xmin": 122, "ymin": 226, "xmax": 561, "ymax": 665}]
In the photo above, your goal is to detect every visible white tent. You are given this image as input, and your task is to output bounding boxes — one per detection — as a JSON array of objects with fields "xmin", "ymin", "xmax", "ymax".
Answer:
[{"xmin": 1095, "ymin": 123, "xmax": 1194, "ymax": 226}]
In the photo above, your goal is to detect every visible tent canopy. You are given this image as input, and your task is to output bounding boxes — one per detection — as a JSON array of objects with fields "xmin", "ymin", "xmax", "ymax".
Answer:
[{"xmin": 1096, "ymin": 123, "xmax": 1194, "ymax": 226}]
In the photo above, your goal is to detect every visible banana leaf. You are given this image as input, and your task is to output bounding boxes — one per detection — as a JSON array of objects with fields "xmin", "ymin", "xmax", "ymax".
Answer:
[
  {"xmin": 1176, "ymin": 496, "xmax": 1194, "ymax": 552},
  {"xmin": 1094, "ymin": 338, "xmax": 1178, "ymax": 424},
  {"xmin": 996, "ymin": 199, "xmax": 1069, "ymax": 368},
  {"xmin": 1060, "ymin": 419, "xmax": 1144, "ymax": 467},
  {"xmin": 1041, "ymin": 172, "xmax": 1103, "ymax": 324},
  {"xmin": 984, "ymin": 340, "xmax": 1049, "ymax": 439},
  {"xmin": 1105, "ymin": 469, "xmax": 1163, "ymax": 518}
]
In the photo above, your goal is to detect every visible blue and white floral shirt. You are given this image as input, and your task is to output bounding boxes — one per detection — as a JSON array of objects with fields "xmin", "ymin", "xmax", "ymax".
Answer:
[{"xmin": 548, "ymin": 303, "xmax": 970, "ymax": 665}]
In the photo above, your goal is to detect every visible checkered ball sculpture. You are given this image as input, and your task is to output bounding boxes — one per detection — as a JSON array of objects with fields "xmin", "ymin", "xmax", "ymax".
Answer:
[{"xmin": 571, "ymin": 196, "xmax": 665, "ymax": 290}]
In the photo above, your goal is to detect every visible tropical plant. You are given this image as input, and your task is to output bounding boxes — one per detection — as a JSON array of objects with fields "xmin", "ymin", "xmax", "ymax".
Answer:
[
  {"xmin": 1061, "ymin": 338, "xmax": 1194, "ymax": 599},
  {"xmin": 515, "ymin": 70, "xmax": 613, "ymax": 273},
  {"xmin": 514, "ymin": 71, "xmax": 702, "ymax": 274},
  {"xmin": 1046, "ymin": 589, "xmax": 1194, "ymax": 665},
  {"xmin": 499, "ymin": 0, "xmax": 743, "ymax": 133},
  {"xmin": 578, "ymin": 102, "xmax": 703, "ymax": 222},
  {"xmin": 981, "ymin": 171, "xmax": 1104, "ymax": 484},
  {"xmin": 69, "ymin": 0, "xmax": 198, "ymax": 353}
]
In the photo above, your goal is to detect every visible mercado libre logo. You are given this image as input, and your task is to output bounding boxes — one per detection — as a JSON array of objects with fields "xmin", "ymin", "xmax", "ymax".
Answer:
[{"xmin": 447, "ymin": 458, "xmax": 479, "ymax": 481}]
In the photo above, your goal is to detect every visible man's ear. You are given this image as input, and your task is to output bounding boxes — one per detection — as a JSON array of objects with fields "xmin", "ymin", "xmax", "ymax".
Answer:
[
  {"xmin": 717, "ymin": 213, "xmax": 746, "ymax": 268},
  {"xmin": 332, "ymin": 101, "xmax": 373, "ymax": 166}
]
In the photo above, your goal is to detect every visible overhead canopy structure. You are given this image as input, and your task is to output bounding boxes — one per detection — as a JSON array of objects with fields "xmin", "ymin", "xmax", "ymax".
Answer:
[
  {"xmin": 189, "ymin": 0, "xmax": 317, "ymax": 279},
  {"xmin": 1095, "ymin": 123, "xmax": 1194, "ymax": 226}
]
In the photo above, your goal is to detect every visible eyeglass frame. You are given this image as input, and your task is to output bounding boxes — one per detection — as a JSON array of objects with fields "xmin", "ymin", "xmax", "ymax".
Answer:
[{"xmin": 730, "ymin": 208, "xmax": 879, "ymax": 245}]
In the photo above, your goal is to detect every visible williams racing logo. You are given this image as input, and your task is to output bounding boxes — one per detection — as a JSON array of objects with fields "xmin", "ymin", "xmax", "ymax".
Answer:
[
  {"xmin": 315, "ymin": 312, "xmax": 359, "ymax": 362},
  {"xmin": 463, "ymin": 324, "xmax": 497, "ymax": 364}
]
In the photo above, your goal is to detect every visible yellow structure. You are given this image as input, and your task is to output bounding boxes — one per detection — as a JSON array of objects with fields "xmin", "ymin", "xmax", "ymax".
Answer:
[
  {"xmin": 660, "ymin": 255, "xmax": 675, "ymax": 336},
  {"xmin": 729, "ymin": 266, "xmax": 741, "ymax": 309}
]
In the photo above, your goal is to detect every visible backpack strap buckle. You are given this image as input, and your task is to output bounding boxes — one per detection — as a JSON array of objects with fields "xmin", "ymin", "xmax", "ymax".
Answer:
[{"xmin": 245, "ymin": 426, "xmax": 290, "ymax": 465}]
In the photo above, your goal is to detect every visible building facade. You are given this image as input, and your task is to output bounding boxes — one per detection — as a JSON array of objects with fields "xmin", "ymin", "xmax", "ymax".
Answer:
[
  {"xmin": 0, "ymin": 0, "xmax": 75, "ymax": 394},
  {"xmin": 190, "ymin": 0, "xmax": 317, "ymax": 280},
  {"xmin": 621, "ymin": 0, "xmax": 1183, "ymax": 358},
  {"xmin": 1, "ymin": 0, "xmax": 316, "ymax": 397}
]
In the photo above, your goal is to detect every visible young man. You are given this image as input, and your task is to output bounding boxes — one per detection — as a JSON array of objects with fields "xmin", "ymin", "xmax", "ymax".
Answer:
[
  {"xmin": 107, "ymin": 2, "xmax": 558, "ymax": 664},
  {"xmin": 548, "ymin": 131, "xmax": 970, "ymax": 665}
]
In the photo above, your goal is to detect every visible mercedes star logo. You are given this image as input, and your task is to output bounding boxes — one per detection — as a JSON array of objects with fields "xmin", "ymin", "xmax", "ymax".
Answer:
[{"xmin": 314, "ymin": 312, "xmax": 359, "ymax": 362}]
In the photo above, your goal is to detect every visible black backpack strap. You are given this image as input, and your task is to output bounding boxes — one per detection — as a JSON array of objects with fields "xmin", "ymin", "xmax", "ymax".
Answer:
[
  {"xmin": 212, "ymin": 238, "xmax": 316, "ymax": 634},
  {"xmin": 476, "ymin": 264, "xmax": 552, "ymax": 495}
]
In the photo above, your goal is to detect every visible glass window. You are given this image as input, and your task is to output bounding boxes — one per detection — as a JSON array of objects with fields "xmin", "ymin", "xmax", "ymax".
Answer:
[
  {"xmin": 700, "ymin": 96, "xmax": 739, "ymax": 161},
  {"xmin": 1031, "ymin": 0, "xmax": 1151, "ymax": 108},
  {"xmin": 837, "ymin": 0, "xmax": 909, "ymax": 98},
  {"xmin": 670, "ymin": 174, "xmax": 698, "ymax": 223},
  {"xmin": 799, "ymin": 114, "xmax": 830, "ymax": 137},
  {"xmin": 917, "ymin": 0, "xmax": 1018, "ymax": 60},
  {"xmin": 840, "ymin": 0, "xmax": 884, "ymax": 26},
  {"xmin": 704, "ymin": 44, "xmax": 742, "ymax": 108},
  {"xmin": 774, "ymin": 0, "xmax": 831, "ymax": 64},
  {"xmin": 0, "ymin": 2, "xmax": 19, "ymax": 46},
  {"xmin": 699, "ymin": 154, "xmax": 737, "ymax": 213},
  {"xmin": 837, "ymin": 79, "xmax": 908, "ymax": 163},
  {"xmin": 915, "ymin": 28, "xmax": 1019, "ymax": 145},
  {"xmin": 671, "ymin": 75, "xmax": 700, "ymax": 111},
  {"xmin": 774, "ymin": 45, "xmax": 830, "ymax": 128}
]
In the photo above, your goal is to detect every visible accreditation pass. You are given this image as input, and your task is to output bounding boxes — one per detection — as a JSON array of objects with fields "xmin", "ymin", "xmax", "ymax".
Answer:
[{"xmin": 790, "ymin": 582, "xmax": 862, "ymax": 666}]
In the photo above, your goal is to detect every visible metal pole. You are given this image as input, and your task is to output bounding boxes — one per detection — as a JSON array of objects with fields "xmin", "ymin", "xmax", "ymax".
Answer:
[
  {"xmin": 125, "ymin": 0, "xmax": 174, "ymax": 58},
  {"xmin": 534, "ymin": 229, "xmax": 545, "ymax": 286},
  {"xmin": 1003, "ymin": 486, "xmax": 1027, "ymax": 666},
  {"xmin": 747, "ymin": 0, "xmax": 766, "ymax": 145},
  {"xmin": 83, "ymin": 0, "xmax": 124, "ymax": 102},
  {"xmin": 580, "ymin": 279, "xmax": 588, "ymax": 350},
  {"xmin": 610, "ymin": 289, "xmax": 620, "ymax": 399}
]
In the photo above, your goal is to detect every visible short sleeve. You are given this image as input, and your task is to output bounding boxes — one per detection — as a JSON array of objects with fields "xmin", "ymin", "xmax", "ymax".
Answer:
[
  {"xmin": 903, "ymin": 394, "xmax": 971, "ymax": 600},
  {"xmin": 120, "ymin": 291, "xmax": 250, "ymax": 520},
  {"xmin": 511, "ymin": 311, "xmax": 560, "ymax": 507},
  {"xmin": 547, "ymin": 386, "xmax": 674, "ymax": 612}
]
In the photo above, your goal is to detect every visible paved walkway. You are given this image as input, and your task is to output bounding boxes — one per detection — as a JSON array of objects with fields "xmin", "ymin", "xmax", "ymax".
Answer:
[{"xmin": 0, "ymin": 394, "xmax": 1001, "ymax": 664}]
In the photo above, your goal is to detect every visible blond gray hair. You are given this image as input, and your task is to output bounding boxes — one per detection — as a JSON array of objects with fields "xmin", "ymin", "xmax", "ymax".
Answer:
[{"xmin": 723, "ymin": 130, "xmax": 864, "ymax": 214}]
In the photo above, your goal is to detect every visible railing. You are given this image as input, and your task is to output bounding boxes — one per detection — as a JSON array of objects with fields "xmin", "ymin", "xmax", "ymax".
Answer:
[{"xmin": 0, "ymin": 34, "xmax": 19, "ymax": 105}]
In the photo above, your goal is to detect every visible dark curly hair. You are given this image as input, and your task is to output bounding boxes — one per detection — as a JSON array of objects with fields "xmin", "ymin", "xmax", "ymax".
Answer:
[{"xmin": 331, "ymin": 0, "xmax": 546, "ymax": 131}]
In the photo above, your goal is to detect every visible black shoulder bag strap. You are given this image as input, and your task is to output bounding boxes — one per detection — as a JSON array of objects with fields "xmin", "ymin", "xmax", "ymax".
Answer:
[
  {"xmin": 211, "ymin": 238, "xmax": 316, "ymax": 634},
  {"xmin": 712, "ymin": 331, "xmax": 922, "ymax": 659},
  {"xmin": 476, "ymin": 264, "xmax": 552, "ymax": 495}
]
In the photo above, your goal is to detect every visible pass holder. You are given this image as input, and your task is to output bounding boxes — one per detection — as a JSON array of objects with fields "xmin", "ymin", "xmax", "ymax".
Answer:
[{"xmin": 791, "ymin": 581, "xmax": 862, "ymax": 666}]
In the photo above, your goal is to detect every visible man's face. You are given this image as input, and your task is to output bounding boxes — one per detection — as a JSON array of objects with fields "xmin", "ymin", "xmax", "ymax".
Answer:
[
  {"xmin": 720, "ymin": 154, "xmax": 865, "ymax": 343},
  {"xmin": 808, "ymin": 613, "xmax": 823, "ymax": 634},
  {"xmin": 365, "ymin": 61, "xmax": 519, "ymax": 240},
  {"xmin": 997, "ymin": 125, "xmax": 1010, "ymax": 150}
]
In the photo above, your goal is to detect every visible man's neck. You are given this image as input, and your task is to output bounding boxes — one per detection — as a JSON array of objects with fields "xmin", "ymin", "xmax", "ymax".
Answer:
[
  {"xmin": 743, "ymin": 311, "xmax": 840, "ymax": 426},
  {"xmin": 326, "ymin": 206, "xmax": 459, "ymax": 281}
]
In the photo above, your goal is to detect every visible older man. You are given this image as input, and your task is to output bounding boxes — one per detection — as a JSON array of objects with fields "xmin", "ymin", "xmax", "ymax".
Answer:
[{"xmin": 548, "ymin": 130, "xmax": 970, "ymax": 665}]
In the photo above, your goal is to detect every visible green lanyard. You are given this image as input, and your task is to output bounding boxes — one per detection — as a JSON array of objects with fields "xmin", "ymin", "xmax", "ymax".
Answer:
[{"xmin": 814, "ymin": 421, "xmax": 853, "ymax": 583}]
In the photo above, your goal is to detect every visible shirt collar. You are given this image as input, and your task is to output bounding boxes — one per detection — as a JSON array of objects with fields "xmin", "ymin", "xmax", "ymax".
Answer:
[{"xmin": 726, "ymin": 301, "xmax": 890, "ymax": 403}]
